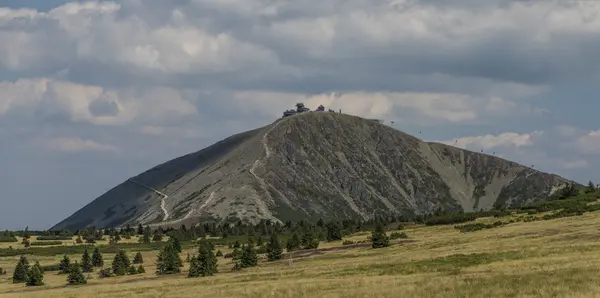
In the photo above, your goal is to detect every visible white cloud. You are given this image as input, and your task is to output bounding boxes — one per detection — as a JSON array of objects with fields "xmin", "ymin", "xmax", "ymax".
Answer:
[
  {"xmin": 44, "ymin": 137, "xmax": 118, "ymax": 153},
  {"xmin": 232, "ymin": 91, "xmax": 523, "ymax": 124},
  {"xmin": 0, "ymin": 78, "xmax": 198, "ymax": 126},
  {"xmin": 440, "ymin": 131, "xmax": 544, "ymax": 150},
  {"xmin": 576, "ymin": 130, "xmax": 600, "ymax": 155}
]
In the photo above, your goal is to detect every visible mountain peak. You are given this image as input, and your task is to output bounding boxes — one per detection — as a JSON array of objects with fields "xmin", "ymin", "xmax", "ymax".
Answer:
[{"xmin": 51, "ymin": 110, "xmax": 570, "ymax": 230}]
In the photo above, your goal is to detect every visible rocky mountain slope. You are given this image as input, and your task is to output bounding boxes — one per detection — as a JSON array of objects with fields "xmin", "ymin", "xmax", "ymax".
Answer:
[{"xmin": 51, "ymin": 112, "xmax": 572, "ymax": 230}]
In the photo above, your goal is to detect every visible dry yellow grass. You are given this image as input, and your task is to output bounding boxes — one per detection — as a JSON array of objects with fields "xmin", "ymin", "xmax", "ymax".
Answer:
[{"xmin": 3, "ymin": 212, "xmax": 600, "ymax": 297}]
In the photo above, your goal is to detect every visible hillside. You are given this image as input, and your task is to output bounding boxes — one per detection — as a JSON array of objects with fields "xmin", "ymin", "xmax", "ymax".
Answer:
[{"xmin": 51, "ymin": 112, "xmax": 572, "ymax": 230}]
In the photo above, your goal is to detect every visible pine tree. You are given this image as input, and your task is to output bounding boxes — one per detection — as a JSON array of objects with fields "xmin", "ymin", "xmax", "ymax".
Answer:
[
  {"xmin": 188, "ymin": 256, "xmax": 200, "ymax": 277},
  {"xmin": 371, "ymin": 223, "xmax": 390, "ymax": 249},
  {"xmin": 170, "ymin": 237, "xmax": 182, "ymax": 253},
  {"xmin": 133, "ymin": 252, "xmax": 144, "ymax": 264},
  {"xmin": 155, "ymin": 243, "xmax": 182, "ymax": 275},
  {"xmin": 111, "ymin": 250, "xmax": 131, "ymax": 276},
  {"xmin": 286, "ymin": 233, "xmax": 301, "ymax": 251},
  {"xmin": 266, "ymin": 233, "xmax": 283, "ymax": 261},
  {"xmin": 326, "ymin": 223, "xmax": 342, "ymax": 241},
  {"xmin": 586, "ymin": 181, "xmax": 596, "ymax": 193},
  {"xmin": 91, "ymin": 247, "xmax": 104, "ymax": 267},
  {"xmin": 12, "ymin": 255, "xmax": 29, "ymax": 283},
  {"xmin": 81, "ymin": 248, "xmax": 93, "ymax": 272},
  {"xmin": 189, "ymin": 244, "xmax": 218, "ymax": 277},
  {"xmin": 140, "ymin": 226, "xmax": 151, "ymax": 244},
  {"xmin": 26, "ymin": 265, "xmax": 44, "ymax": 286},
  {"xmin": 301, "ymin": 231, "xmax": 319, "ymax": 249},
  {"xmin": 240, "ymin": 243, "xmax": 258, "ymax": 268},
  {"xmin": 152, "ymin": 230, "xmax": 163, "ymax": 242},
  {"xmin": 33, "ymin": 261, "xmax": 43, "ymax": 274},
  {"xmin": 216, "ymin": 250, "xmax": 223, "ymax": 257},
  {"xmin": 59, "ymin": 254, "xmax": 71, "ymax": 274},
  {"xmin": 66, "ymin": 263, "xmax": 87, "ymax": 285}
]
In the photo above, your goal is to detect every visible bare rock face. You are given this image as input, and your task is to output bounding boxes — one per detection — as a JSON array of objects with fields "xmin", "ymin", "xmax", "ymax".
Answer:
[{"xmin": 51, "ymin": 112, "xmax": 572, "ymax": 230}]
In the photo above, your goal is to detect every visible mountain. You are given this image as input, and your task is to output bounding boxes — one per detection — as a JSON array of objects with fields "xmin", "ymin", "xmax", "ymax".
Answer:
[{"xmin": 51, "ymin": 111, "xmax": 572, "ymax": 230}]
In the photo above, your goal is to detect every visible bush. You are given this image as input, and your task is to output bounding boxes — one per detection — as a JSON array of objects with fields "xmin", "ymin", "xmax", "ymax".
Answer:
[
  {"xmin": 389, "ymin": 232, "xmax": 408, "ymax": 240},
  {"xmin": 424, "ymin": 210, "xmax": 510, "ymax": 225},
  {"xmin": 0, "ymin": 235, "xmax": 18, "ymax": 242},
  {"xmin": 454, "ymin": 221, "xmax": 507, "ymax": 233},
  {"xmin": 40, "ymin": 264, "xmax": 61, "ymax": 272},
  {"xmin": 342, "ymin": 240, "xmax": 355, "ymax": 245},
  {"xmin": 37, "ymin": 236, "xmax": 72, "ymax": 241},
  {"xmin": 30, "ymin": 241, "xmax": 63, "ymax": 246},
  {"xmin": 98, "ymin": 268, "xmax": 113, "ymax": 278}
]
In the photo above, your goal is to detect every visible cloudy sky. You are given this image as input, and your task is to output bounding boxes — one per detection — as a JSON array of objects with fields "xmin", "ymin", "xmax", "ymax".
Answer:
[{"xmin": 1, "ymin": 0, "xmax": 599, "ymax": 230}]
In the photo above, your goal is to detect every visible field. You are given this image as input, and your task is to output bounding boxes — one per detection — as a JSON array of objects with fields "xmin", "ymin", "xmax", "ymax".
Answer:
[{"xmin": 3, "ymin": 209, "xmax": 600, "ymax": 297}]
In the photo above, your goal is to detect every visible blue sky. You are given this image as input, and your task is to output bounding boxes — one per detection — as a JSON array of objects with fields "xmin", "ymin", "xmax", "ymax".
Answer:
[{"xmin": 1, "ymin": 0, "xmax": 600, "ymax": 230}]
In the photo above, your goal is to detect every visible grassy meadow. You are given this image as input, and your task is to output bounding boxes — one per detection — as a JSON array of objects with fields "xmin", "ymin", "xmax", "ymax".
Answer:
[{"xmin": 3, "ymin": 207, "xmax": 600, "ymax": 297}]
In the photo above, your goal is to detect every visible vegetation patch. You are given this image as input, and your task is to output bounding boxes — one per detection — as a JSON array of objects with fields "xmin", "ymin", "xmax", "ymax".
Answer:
[
  {"xmin": 36, "ymin": 236, "xmax": 73, "ymax": 241},
  {"xmin": 326, "ymin": 251, "xmax": 527, "ymax": 277},
  {"xmin": 454, "ymin": 221, "xmax": 508, "ymax": 233},
  {"xmin": 29, "ymin": 241, "xmax": 63, "ymax": 246}
]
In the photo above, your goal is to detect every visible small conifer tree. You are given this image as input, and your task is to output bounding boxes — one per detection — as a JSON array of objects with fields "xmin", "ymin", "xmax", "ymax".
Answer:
[
  {"xmin": 155, "ymin": 243, "xmax": 182, "ymax": 275},
  {"xmin": 133, "ymin": 252, "xmax": 144, "ymax": 264},
  {"xmin": 240, "ymin": 243, "xmax": 258, "ymax": 268},
  {"xmin": 33, "ymin": 261, "xmax": 43, "ymax": 274},
  {"xmin": 128, "ymin": 265, "xmax": 138, "ymax": 275},
  {"xmin": 26, "ymin": 265, "xmax": 44, "ymax": 286},
  {"xmin": 137, "ymin": 265, "xmax": 145, "ymax": 274},
  {"xmin": 111, "ymin": 250, "xmax": 131, "ymax": 276},
  {"xmin": 91, "ymin": 247, "xmax": 104, "ymax": 267},
  {"xmin": 371, "ymin": 223, "xmax": 390, "ymax": 249},
  {"xmin": 12, "ymin": 255, "xmax": 29, "ymax": 283},
  {"xmin": 189, "ymin": 244, "xmax": 218, "ymax": 277},
  {"xmin": 301, "ymin": 231, "xmax": 319, "ymax": 249},
  {"xmin": 266, "ymin": 233, "xmax": 283, "ymax": 261},
  {"xmin": 170, "ymin": 236, "xmax": 182, "ymax": 253},
  {"xmin": 286, "ymin": 233, "xmax": 301, "ymax": 252},
  {"xmin": 66, "ymin": 263, "xmax": 87, "ymax": 285},
  {"xmin": 326, "ymin": 223, "xmax": 342, "ymax": 241},
  {"xmin": 81, "ymin": 248, "xmax": 93, "ymax": 272},
  {"xmin": 59, "ymin": 254, "xmax": 71, "ymax": 274}
]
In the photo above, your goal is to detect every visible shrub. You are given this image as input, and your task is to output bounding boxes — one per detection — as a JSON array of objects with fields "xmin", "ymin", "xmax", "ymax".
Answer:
[
  {"xmin": 98, "ymin": 268, "xmax": 113, "ymax": 278},
  {"xmin": 389, "ymin": 232, "xmax": 408, "ymax": 240},
  {"xmin": 342, "ymin": 240, "xmax": 355, "ymax": 245},
  {"xmin": 37, "ymin": 236, "xmax": 72, "ymax": 241},
  {"xmin": 0, "ymin": 235, "xmax": 18, "ymax": 242},
  {"xmin": 454, "ymin": 221, "xmax": 507, "ymax": 233},
  {"xmin": 29, "ymin": 241, "xmax": 63, "ymax": 246},
  {"xmin": 40, "ymin": 264, "xmax": 61, "ymax": 272}
]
